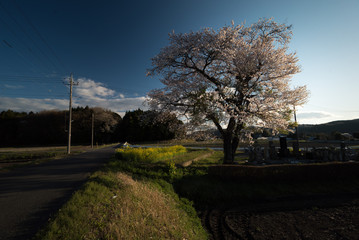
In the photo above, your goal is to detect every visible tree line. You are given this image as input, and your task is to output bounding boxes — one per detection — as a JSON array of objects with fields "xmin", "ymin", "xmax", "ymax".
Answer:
[{"xmin": 0, "ymin": 107, "xmax": 183, "ymax": 147}]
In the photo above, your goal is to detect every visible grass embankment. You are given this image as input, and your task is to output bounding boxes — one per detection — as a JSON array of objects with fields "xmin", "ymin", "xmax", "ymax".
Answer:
[{"xmin": 36, "ymin": 146, "xmax": 209, "ymax": 240}]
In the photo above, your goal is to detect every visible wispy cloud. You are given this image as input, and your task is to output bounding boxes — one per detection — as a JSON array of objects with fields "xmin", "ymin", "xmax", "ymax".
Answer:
[
  {"xmin": 4, "ymin": 84, "xmax": 24, "ymax": 89},
  {"xmin": 0, "ymin": 78, "xmax": 147, "ymax": 115}
]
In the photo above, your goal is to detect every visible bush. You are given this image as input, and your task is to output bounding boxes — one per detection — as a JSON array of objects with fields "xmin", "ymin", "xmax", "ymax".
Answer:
[{"xmin": 115, "ymin": 145, "xmax": 186, "ymax": 162}]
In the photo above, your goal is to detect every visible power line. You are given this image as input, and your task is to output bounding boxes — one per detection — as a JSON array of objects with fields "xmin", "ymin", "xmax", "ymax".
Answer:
[
  {"xmin": 0, "ymin": 76, "xmax": 63, "ymax": 81},
  {"xmin": 0, "ymin": 15, "xmax": 51, "ymax": 72},
  {"xmin": 13, "ymin": 0, "xmax": 68, "ymax": 73},
  {"xmin": 0, "ymin": 77, "xmax": 64, "ymax": 83},
  {"xmin": 0, "ymin": 73, "xmax": 65, "ymax": 83},
  {"xmin": 0, "ymin": 33, "xmax": 37, "ymax": 72},
  {"xmin": 0, "ymin": 1, "xmax": 59, "ymax": 72},
  {"xmin": 0, "ymin": 93, "xmax": 68, "ymax": 98},
  {"xmin": 0, "ymin": 74, "xmax": 68, "ymax": 98}
]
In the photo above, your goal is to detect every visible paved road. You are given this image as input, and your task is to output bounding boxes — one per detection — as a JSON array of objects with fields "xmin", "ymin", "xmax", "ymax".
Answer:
[{"xmin": 0, "ymin": 145, "xmax": 117, "ymax": 240}]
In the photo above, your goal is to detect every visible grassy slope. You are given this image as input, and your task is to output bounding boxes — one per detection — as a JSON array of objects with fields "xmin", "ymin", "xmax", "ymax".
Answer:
[{"xmin": 36, "ymin": 149, "xmax": 209, "ymax": 240}]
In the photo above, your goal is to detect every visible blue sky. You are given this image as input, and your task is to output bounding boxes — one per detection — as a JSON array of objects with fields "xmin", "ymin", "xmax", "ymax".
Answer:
[{"xmin": 0, "ymin": 0, "xmax": 358, "ymax": 124}]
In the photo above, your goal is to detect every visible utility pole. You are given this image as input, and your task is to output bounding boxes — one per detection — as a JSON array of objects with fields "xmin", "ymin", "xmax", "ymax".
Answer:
[
  {"xmin": 294, "ymin": 106, "xmax": 299, "ymax": 144},
  {"xmin": 67, "ymin": 73, "xmax": 74, "ymax": 154},
  {"xmin": 91, "ymin": 112, "xmax": 94, "ymax": 149},
  {"xmin": 293, "ymin": 105, "xmax": 300, "ymax": 158}
]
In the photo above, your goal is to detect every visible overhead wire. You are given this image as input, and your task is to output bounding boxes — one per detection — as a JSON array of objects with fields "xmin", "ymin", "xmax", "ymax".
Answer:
[
  {"xmin": 0, "ymin": 74, "xmax": 65, "ymax": 82},
  {"xmin": 13, "ymin": 0, "xmax": 68, "ymax": 73},
  {"xmin": 0, "ymin": 74, "xmax": 68, "ymax": 100},
  {"xmin": 0, "ymin": 3, "xmax": 138, "ymax": 107},
  {"xmin": 0, "ymin": 2, "xmax": 70, "ymax": 97},
  {"xmin": 0, "ymin": 1, "xmax": 59, "ymax": 72},
  {"xmin": 0, "ymin": 0, "xmax": 70, "ymax": 80},
  {"xmin": 0, "ymin": 19, "xmax": 39, "ymax": 72},
  {"xmin": 0, "ymin": 18, "xmax": 53, "ymax": 73},
  {"xmin": 0, "ymin": 2, "xmax": 72, "ymax": 112},
  {"xmin": 0, "ymin": 93, "xmax": 68, "ymax": 98}
]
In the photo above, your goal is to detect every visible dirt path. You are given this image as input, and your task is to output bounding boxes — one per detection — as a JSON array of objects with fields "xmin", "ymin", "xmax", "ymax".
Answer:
[
  {"xmin": 202, "ymin": 194, "xmax": 359, "ymax": 240},
  {"xmin": 0, "ymin": 145, "xmax": 117, "ymax": 240},
  {"xmin": 181, "ymin": 151, "xmax": 215, "ymax": 167}
]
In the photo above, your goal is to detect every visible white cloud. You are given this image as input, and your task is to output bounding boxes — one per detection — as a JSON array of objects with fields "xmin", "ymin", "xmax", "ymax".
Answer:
[
  {"xmin": 75, "ymin": 78, "xmax": 116, "ymax": 98},
  {"xmin": 0, "ymin": 97, "xmax": 68, "ymax": 112},
  {"xmin": 73, "ymin": 96, "xmax": 147, "ymax": 116},
  {"xmin": 297, "ymin": 111, "xmax": 339, "ymax": 124},
  {"xmin": 0, "ymin": 78, "xmax": 147, "ymax": 115},
  {"xmin": 297, "ymin": 112, "xmax": 334, "ymax": 119}
]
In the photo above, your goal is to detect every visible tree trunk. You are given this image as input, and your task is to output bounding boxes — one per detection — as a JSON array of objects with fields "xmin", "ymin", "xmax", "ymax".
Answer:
[
  {"xmin": 209, "ymin": 116, "xmax": 241, "ymax": 164},
  {"xmin": 223, "ymin": 135, "xmax": 239, "ymax": 164}
]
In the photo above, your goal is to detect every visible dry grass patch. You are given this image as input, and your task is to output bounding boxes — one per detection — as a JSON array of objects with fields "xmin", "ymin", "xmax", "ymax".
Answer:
[
  {"xmin": 36, "ymin": 170, "xmax": 207, "ymax": 240},
  {"xmin": 110, "ymin": 173, "xmax": 202, "ymax": 239}
]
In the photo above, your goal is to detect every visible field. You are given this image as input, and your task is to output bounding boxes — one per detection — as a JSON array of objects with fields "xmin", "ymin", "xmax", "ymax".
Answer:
[{"xmin": 0, "ymin": 145, "xmax": 113, "ymax": 170}]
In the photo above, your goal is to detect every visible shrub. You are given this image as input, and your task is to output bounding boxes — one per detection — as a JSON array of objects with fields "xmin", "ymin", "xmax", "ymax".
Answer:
[{"xmin": 115, "ymin": 145, "xmax": 186, "ymax": 163}]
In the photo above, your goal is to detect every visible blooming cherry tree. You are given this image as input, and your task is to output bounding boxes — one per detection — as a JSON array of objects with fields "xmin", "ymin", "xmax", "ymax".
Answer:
[{"xmin": 147, "ymin": 18, "xmax": 309, "ymax": 163}]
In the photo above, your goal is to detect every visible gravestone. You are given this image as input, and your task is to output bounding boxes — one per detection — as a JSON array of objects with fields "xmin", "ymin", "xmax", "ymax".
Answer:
[
  {"xmin": 292, "ymin": 141, "xmax": 299, "ymax": 158},
  {"xmin": 254, "ymin": 145, "xmax": 263, "ymax": 163},
  {"xmin": 323, "ymin": 148, "xmax": 329, "ymax": 161},
  {"xmin": 268, "ymin": 140, "xmax": 278, "ymax": 160},
  {"xmin": 340, "ymin": 141, "xmax": 348, "ymax": 161},
  {"xmin": 248, "ymin": 146, "xmax": 255, "ymax": 162},
  {"xmin": 264, "ymin": 147, "xmax": 270, "ymax": 161},
  {"xmin": 279, "ymin": 136, "xmax": 289, "ymax": 157}
]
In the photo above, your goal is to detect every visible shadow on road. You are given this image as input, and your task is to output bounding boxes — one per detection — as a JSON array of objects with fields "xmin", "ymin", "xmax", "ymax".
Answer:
[{"xmin": 0, "ymin": 145, "xmax": 118, "ymax": 240}]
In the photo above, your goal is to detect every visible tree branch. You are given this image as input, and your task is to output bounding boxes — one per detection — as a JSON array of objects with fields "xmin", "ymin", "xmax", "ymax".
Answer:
[{"xmin": 207, "ymin": 114, "xmax": 224, "ymax": 136}]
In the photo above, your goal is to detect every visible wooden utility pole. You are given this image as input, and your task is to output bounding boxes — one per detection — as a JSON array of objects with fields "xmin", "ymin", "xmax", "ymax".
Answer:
[
  {"xmin": 67, "ymin": 73, "xmax": 74, "ymax": 154},
  {"xmin": 91, "ymin": 112, "xmax": 94, "ymax": 149},
  {"xmin": 293, "ymin": 105, "xmax": 300, "ymax": 158},
  {"xmin": 294, "ymin": 106, "xmax": 299, "ymax": 144}
]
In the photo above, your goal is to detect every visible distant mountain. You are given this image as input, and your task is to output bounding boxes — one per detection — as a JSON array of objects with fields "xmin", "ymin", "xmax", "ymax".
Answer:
[{"xmin": 298, "ymin": 118, "xmax": 359, "ymax": 134}]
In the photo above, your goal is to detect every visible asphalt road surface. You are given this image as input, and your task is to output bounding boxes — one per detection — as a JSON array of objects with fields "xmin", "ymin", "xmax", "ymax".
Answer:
[{"xmin": 0, "ymin": 145, "xmax": 117, "ymax": 240}]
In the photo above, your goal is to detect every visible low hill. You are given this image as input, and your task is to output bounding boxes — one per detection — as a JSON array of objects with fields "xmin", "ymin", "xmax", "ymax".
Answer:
[{"xmin": 298, "ymin": 118, "xmax": 359, "ymax": 135}]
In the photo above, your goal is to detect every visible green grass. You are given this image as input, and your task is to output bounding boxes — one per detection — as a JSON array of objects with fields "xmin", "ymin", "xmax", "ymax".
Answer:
[{"xmin": 173, "ymin": 148, "xmax": 215, "ymax": 165}]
